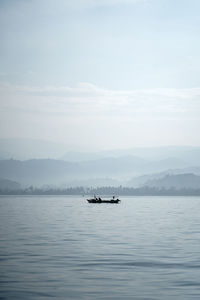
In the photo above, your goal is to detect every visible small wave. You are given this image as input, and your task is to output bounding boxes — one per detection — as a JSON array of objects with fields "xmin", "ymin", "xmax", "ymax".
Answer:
[{"xmin": 77, "ymin": 259, "xmax": 200, "ymax": 270}]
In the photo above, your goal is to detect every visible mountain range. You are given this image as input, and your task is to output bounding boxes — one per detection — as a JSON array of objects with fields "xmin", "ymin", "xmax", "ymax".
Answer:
[
  {"xmin": 1, "ymin": 138, "xmax": 200, "ymax": 189},
  {"xmin": 1, "ymin": 138, "xmax": 200, "ymax": 165},
  {"xmin": 0, "ymin": 156, "xmax": 199, "ymax": 188},
  {"xmin": 143, "ymin": 173, "xmax": 200, "ymax": 189}
]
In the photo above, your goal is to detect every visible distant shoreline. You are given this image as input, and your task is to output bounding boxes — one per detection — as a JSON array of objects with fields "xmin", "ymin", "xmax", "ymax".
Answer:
[{"xmin": 1, "ymin": 186, "xmax": 200, "ymax": 196}]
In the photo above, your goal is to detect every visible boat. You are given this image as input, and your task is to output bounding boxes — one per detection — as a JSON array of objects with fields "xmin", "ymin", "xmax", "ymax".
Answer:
[{"xmin": 87, "ymin": 196, "xmax": 121, "ymax": 204}]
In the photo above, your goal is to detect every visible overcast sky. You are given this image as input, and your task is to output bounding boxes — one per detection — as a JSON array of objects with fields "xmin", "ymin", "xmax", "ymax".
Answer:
[{"xmin": 0, "ymin": 0, "xmax": 200, "ymax": 151}]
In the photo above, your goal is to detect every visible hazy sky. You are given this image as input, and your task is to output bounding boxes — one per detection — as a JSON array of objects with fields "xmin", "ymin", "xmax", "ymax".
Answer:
[{"xmin": 1, "ymin": 0, "xmax": 200, "ymax": 151}]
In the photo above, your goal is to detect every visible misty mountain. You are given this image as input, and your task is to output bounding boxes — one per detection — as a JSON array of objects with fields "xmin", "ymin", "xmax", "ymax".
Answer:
[
  {"xmin": 0, "ymin": 155, "xmax": 195, "ymax": 186},
  {"xmin": 2, "ymin": 139, "xmax": 200, "ymax": 167},
  {"xmin": 61, "ymin": 151, "xmax": 103, "ymax": 162},
  {"xmin": 126, "ymin": 166, "xmax": 200, "ymax": 187},
  {"xmin": 144, "ymin": 157, "xmax": 189, "ymax": 172},
  {"xmin": 167, "ymin": 166, "xmax": 200, "ymax": 175},
  {"xmin": 144, "ymin": 173, "xmax": 200, "ymax": 189},
  {"xmin": 0, "ymin": 178, "xmax": 21, "ymax": 190},
  {"xmin": 103, "ymin": 146, "xmax": 200, "ymax": 165},
  {"xmin": 0, "ymin": 159, "xmax": 82, "ymax": 185},
  {"xmin": 0, "ymin": 138, "xmax": 68, "ymax": 160},
  {"xmin": 78, "ymin": 156, "xmax": 188, "ymax": 176},
  {"xmin": 62, "ymin": 146, "xmax": 200, "ymax": 165},
  {"xmin": 126, "ymin": 173, "xmax": 166, "ymax": 187},
  {"xmin": 79, "ymin": 156, "xmax": 148, "ymax": 175},
  {"xmin": 64, "ymin": 178, "xmax": 120, "ymax": 188}
]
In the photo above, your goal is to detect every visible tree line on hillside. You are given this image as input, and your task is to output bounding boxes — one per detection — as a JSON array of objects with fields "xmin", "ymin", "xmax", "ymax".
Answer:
[{"xmin": 1, "ymin": 186, "xmax": 200, "ymax": 196}]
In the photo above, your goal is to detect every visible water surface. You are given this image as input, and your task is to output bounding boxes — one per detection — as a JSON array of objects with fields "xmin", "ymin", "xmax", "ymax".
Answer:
[{"xmin": 1, "ymin": 196, "xmax": 200, "ymax": 299}]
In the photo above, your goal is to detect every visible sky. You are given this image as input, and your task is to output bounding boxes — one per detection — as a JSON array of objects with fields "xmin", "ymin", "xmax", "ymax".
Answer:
[{"xmin": 0, "ymin": 0, "xmax": 200, "ymax": 151}]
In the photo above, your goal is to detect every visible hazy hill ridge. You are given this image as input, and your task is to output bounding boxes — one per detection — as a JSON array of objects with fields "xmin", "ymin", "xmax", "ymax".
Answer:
[
  {"xmin": 0, "ymin": 159, "xmax": 82, "ymax": 185},
  {"xmin": 0, "ymin": 178, "xmax": 21, "ymax": 190},
  {"xmin": 1, "ymin": 140, "xmax": 200, "ymax": 188},
  {"xmin": 0, "ymin": 157, "xmax": 199, "ymax": 187},
  {"xmin": 1, "ymin": 139, "xmax": 200, "ymax": 165},
  {"xmin": 145, "ymin": 173, "xmax": 200, "ymax": 189}
]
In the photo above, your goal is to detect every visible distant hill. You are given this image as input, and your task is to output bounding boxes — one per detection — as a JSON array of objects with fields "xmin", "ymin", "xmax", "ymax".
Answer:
[
  {"xmin": 1, "ymin": 139, "xmax": 200, "ymax": 166},
  {"xmin": 126, "ymin": 173, "xmax": 166, "ymax": 187},
  {"xmin": 0, "ymin": 138, "xmax": 68, "ymax": 160},
  {"xmin": 62, "ymin": 146, "xmax": 200, "ymax": 165},
  {"xmin": 145, "ymin": 173, "xmax": 200, "ymax": 189},
  {"xmin": 64, "ymin": 177, "xmax": 120, "ymax": 187},
  {"xmin": 0, "ymin": 156, "xmax": 196, "ymax": 186},
  {"xmin": 0, "ymin": 178, "xmax": 21, "ymax": 190},
  {"xmin": 1, "ymin": 160, "xmax": 200, "ymax": 191},
  {"xmin": 79, "ymin": 156, "xmax": 148, "ymax": 174},
  {"xmin": 104, "ymin": 146, "xmax": 200, "ymax": 165},
  {"xmin": 126, "ymin": 166, "xmax": 200, "ymax": 187},
  {"xmin": 61, "ymin": 151, "xmax": 103, "ymax": 162},
  {"xmin": 0, "ymin": 159, "xmax": 82, "ymax": 185}
]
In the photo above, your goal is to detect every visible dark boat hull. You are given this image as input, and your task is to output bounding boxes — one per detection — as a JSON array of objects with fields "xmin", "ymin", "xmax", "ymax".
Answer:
[{"xmin": 87, "ymin": 199, "xmax": 120, "ymax": 204}]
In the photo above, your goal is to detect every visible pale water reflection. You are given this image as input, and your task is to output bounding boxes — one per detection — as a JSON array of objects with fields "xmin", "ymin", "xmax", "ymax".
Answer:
[{"xmin": 1, "ymin": 196, "xmax": 200, "ymax": 299}]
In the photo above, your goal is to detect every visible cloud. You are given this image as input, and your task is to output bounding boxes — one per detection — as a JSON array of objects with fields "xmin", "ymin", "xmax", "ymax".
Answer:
[
  {"xmin": 1, "ymin": 81, "xmax": 200, "ymax": 149},
  {"xmin": 1, "ymin": 82, "xmax": 200, "ymax": 120}
]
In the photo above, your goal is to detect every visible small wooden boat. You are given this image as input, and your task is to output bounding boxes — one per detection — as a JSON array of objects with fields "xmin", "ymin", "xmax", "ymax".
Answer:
[{"xmin": 87, "ymin": 197, "xmax": 120, "ymax": 204}]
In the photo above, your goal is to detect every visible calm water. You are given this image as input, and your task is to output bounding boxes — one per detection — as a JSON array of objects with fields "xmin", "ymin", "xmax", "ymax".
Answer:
[{"xmin": 1, "ymin": 196, "xmax": 200, "ymax": 300}]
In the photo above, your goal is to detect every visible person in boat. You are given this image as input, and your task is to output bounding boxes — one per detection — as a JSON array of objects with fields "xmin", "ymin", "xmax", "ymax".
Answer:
[{"xmin": 98, "ymin": 197, "xmax": 102, "ymax": 201}]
